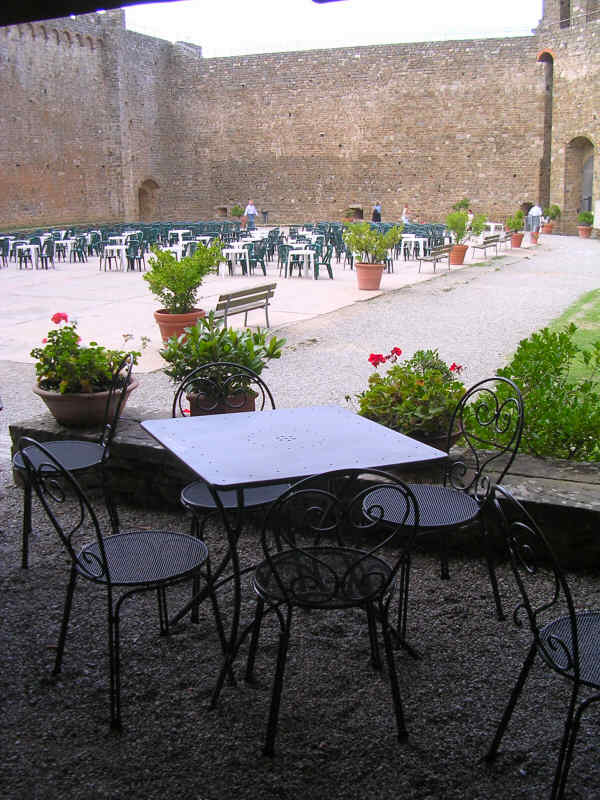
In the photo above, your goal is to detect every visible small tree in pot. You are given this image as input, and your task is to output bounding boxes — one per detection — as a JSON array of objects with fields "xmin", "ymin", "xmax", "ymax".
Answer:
[
  {"xmin": 542, "ymin": 204, "xmax": 561, "ymax": 233},
  {"xmin": 144, "ymin": 241, "xmax": 223, "ymax": 341},
  {"xmin": 445, "ymin": 209, "xmax": 486, "ymax": 265},
  {"xmin": 506, "ymin": 210, "xmax": 526, "ymax": 248},
  {"xmin": 342, "ymin": 222, "xmax": 403, "ymax": 290},
  {"xmin": 577, "ymin": 210, "xmax": 594, "ymax": 238}
]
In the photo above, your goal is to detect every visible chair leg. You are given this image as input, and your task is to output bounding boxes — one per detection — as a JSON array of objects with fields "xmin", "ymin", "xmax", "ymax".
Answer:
[
  {"xmin": 53, "ymin": 567, "xmax": 77, "ymax": 675},
  {"xmin": 479, "ymin": 518, "xmax": 505, "ymax": 621},
  {"xmin": 380, "ymin": 600, "xmax": 408, "ymax": 741},
  {"xmin": 551, "ymin": 686, "xmax": 590, "ymax": 800},
  {"xmin": 366, "ymin": 602, "xmax": 382, "ymax": 670},
  {"xmin": 485, "ymin": 643, "xmax": 536, "ymax": 762},
  {"xmin": 157, "ymin": 586, "xmax": 169, "ymax": 636},
  {"xmin": 264, "ymin": 605, "xmax": 292, "ymax": 757},
  {"xmin": 245, "ymin": 597, "xmax": 265, "ymax": 682},
  {"xmin": 109, "ymin": 594, "xmax": 123, "ymax": 731},
  {"xmin": 21, "ymin": 481, "xmax": 32, "ymax": 569}
]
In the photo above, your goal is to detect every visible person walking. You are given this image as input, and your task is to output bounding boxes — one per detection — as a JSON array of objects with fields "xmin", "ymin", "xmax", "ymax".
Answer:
[
  {"xmin": 528, "ymin": 203, "xmax": 543, "ymax": 232},
  {"xmin": 244, "ymin": 200, "xmax": 258, "ymax": 231},
  {"xmin": 371, "ymin": 202, "xmax": 382, "ymax": 223}
]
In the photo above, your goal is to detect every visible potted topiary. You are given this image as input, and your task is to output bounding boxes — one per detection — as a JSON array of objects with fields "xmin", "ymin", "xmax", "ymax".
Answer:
[
  {"xmin": 342, "ymin": 221, "xmax": 403, "ymax": 290},
  {"xmin": 30, "ymin": 312, "xmax": 144, "ymax": 427},
  {"xmin": 506, "ymin": 210, "xmax": 526, "ymax": 248},
  {"xmin": 160, "ymin": 311, "xmax": 286, "ymax": 415},
  {"xmin": 445, "ymin": 208, "xmax": 486, "ymax": 265},
  {"xmin": 542, "ymin": 204, "xmax": 561, "ymax": 234},
  {"xmin": 577, "ymin": 211, "xmax": 594, "ymax": 238},
  {"xmin": 351, "ymin": 346, "xmax": 466, "ymax": 450},
  {"xmin": 144, "ymin": 241, "xmax": 223, "ymax": 342}
]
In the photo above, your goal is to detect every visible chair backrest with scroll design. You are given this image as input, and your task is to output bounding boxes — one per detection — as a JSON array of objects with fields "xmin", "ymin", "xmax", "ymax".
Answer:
[
  {"xmin": 444, "ymin": 376, "xmax": 524, "ymax": 499},
  {"xmin": 98, "ymin": 353, "xmax": 136, "ymax": 452},
  {"xmin": 172, "ymin": 361, "xmax": 276, "ymax": 418}
]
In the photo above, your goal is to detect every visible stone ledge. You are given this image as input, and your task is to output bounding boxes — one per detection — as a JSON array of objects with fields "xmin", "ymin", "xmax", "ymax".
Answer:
[{"xmin": 9, "ymin": 407, "xmax": 600, "ymax": 568}]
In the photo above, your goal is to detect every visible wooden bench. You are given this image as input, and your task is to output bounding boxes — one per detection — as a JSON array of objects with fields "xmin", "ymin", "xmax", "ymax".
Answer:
[
  {"xmin": 470, "ymin": 234, "xmax": 501, "ymax": 258},
  {"xmin": 213, "ymin": 283, "xmax": 277, "ymax": 327},
  {"xmin": 418, "ymin": 244, "xmax": 453, "ymax": 273}
]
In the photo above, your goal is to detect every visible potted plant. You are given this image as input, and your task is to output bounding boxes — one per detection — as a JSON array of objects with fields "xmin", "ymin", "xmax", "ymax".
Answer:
[
  {"xmin": 506, "ymin": 210, "xmax": 525, "ymax": 248},
  {"xmin": 160, "ymin": 311, "xmax": 286, "ymax": 415},
  {"xmin": 351, "ymin": 347, "xmax": 466, "ymax": 450},
  {"xmin": 144, "ymin": 241, "xmax": 223, "ymax": 342},
  {"xmin": 342, "ymin": 222, "xmax": 403, "ymax": 290},
  {"xmin": 577, "ymin": 211, "xmax": 594, "ymax": 238},
  {"xmin": 445, "ymin": 208, "xmax": 487, "ymax": 265},
  {"xmin": 30, "ymin": 312, "xmax": 143, "ymax": 427},
  {"xmin": 542, "ymin": 204, "xmax": 561, "ymax": 234}
]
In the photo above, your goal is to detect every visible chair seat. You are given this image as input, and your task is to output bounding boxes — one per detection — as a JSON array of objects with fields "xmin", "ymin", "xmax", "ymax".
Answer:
[
  {"xmin": 254, "ymin": 546, "xmax": 392, "ymax": 608},
  {"xmin": 540, "ymin": 611, "xmax": 600, "ymax": 687},
  {"xmin": 365, "ymin": 483, "xmax": 480, "ymax": 528},
  {"xmin": 13, "ymin": 440, "xmax": 105, "ymax": 472},
  {"xmin": 180, "ymin": 479, "xmax": 291, "ymax": 511},
  {"xmin": 78, "ymin": 530, "xmax": 208, "ymax": 585}
]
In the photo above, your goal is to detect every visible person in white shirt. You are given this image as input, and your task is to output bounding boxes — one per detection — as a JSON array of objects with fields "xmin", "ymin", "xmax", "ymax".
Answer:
[
  {"xmin": 528, "ymin": 203, "xmax": 543, "ymax": 232},
  {"xmin": 244, "ymin": 201, "xmax": 258, "ymax": 230}
]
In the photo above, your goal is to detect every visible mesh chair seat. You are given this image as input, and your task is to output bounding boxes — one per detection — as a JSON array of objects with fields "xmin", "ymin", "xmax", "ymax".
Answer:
[
  {"xmin": 181, "ymin": 479, "xmax": 291, "ymax": 512},
  {"xmin": 254, "ymin": 546, "xmax": 393, "ymax": 608},
  {"xmin": 13, "ymin": 440, "xmax": 105, "ymax": 473},
  {"xmin": 540, "ymin": 612, "xmax": 600, "ymax": 686},
  {"xmin": 78, "ymin": 530, "xmax": 208, "ymax": 585},
  {"xmin": 365, "ymin": 483, "xmax": 479, "ymax": 528}
]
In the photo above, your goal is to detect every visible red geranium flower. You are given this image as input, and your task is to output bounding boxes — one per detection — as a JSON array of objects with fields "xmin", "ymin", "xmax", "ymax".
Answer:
[
  {"xmin": 42, "ymin": 338, "xmax": 48, "ymax": 343},
  {"xmin": 450, "ymin": 362, "xmax": 463, "ymax": 373},
  {"xmin": 51, "ymin": 312, "xmax": 68, "ymax": 325},
  {"xmin": 368, "ymin": 353, "xmax": 387, "ymax": 367},
  {"xmin": 390, "ymin": 347, "xmax": 402, "ymax": 357}
]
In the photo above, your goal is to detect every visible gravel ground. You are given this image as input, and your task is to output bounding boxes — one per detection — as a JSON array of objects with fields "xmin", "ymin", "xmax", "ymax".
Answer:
[{"xmin": 1, "ymin": 236, "xmax": 599, "ymax": 799}]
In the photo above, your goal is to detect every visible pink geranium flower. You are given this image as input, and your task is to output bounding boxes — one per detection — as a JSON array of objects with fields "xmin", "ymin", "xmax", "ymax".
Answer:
[{"xmin": 51, "ymin": 312, "xmax": 68, "ymax": 325}]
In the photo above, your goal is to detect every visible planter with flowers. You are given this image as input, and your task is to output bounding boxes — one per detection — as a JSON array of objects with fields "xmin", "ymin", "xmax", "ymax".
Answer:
[
  {"xmin": 342, "ymin": 222, "xmax": 403, "ymax": 290},
  {"xmin": 351, "ymin": 347, "xmax": 466, "ymax": 450},
  {"xmin": 577, "ymin": 211, "xmax": 594, "ymax": 238},
  {"xmin": 160, "ymin": 311, "xmax": 285, "ymax": 415},
  {"xmin": 30, "ymin": 312, "xmax": 144, "ymax": 427},
  {"xmin": 144, "ymin": 240, "xmax": 223, "ymax": 342}
]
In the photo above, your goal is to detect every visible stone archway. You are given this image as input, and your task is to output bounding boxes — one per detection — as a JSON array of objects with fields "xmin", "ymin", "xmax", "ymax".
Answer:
[
  {"xmin": 138, "ymin": 179, "xmax": 159, "ymax": 221},
  {"xmin": 563, "ymin": 137, "xmax": 595, "ymax": 233}
]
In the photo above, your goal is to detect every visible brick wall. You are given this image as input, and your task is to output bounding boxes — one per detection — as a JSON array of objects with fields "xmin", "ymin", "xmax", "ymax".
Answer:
[{"xmin": 0, "ymin": 8, "xmax": 597, "ymax": 230}]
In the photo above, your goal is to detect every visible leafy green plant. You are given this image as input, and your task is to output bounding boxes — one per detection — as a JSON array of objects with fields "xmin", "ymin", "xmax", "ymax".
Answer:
[
  {"xmin": 342, "ymin": 221, "xmax": 403, "ymax": 264},
  {"xmin": 472, "ymin": 324, "xmax": 600, "ymax": 461},
  {"xmin": 445, "ymin": 211, "xmax": 468, "ymax": 244},
  {"xmin": 230, "ymin": 204, "xmax": 244, "ymax": 218},
  {"xmin": 506, "ymin": 210, "xmax": 525, "ymax": 232},
  {"xmin": 31, "ymin": 313, "xmax": 143, "ymax": 394},
  {"xmin": 352, "ymin": 347, "xmax": 466, "ymax": 441},
  {"xmin": 544, "ymin": 204, "xmax": 561, "ymax": 221},
  {"xmin": 452, "ymin": 197, "xmax": 470, "ymax": 212},
  {"xmin": 578, "ymin": 211, "xmax": 594, "ymax": 226},
  {"xmin": 144, "ymin": 241, "xmax": 222, "ymax": 314},
  {"xmin": 160, "ymin": 310, "xmax": 286, "ymax": 385}
]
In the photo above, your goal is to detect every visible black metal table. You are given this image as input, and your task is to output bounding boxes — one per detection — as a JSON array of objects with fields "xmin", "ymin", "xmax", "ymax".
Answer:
[{"xmin": 141, "ymin": 405, "xmax": 446, "ymax": 691}]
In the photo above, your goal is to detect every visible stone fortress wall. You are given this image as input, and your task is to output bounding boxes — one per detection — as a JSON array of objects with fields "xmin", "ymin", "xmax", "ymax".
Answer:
[{"xmin": 0, "ymin": 0, "xmax": 597, "ymax": 233}]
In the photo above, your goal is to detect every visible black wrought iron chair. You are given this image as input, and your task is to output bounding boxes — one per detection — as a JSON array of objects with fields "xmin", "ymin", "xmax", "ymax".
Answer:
[
  {"xmin": 485, "ymin": 485, "xmax": 600, "ymax": 799},
  {"xmin": 173, "ymin": 362, "xmax": 291, "ymax": 525},
  {"xmin": 13, "ymin": 354, "xmax": 136, "ymax": 568},
  {"xmin": 365, "ymin": 376, "xmax": 524, "ymax": 621},
  {"xmin": 229, "ymin": 468, "xmax": 420, "ymax": 756},
  {"xmin": 17, "ymin": 437, "xmax": 210, "ymax": 731}
]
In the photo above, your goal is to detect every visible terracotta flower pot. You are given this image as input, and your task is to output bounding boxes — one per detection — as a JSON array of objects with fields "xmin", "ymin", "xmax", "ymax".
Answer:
[
  {"xmin": 541, "ymin": 223, "xmax": 553, "ymax": 234},
  {"xmin": 511, "ymin": 233, "xmax": 524, "ymax": 248},
  {"xmin": 577, "ymin": 226, "xmax": 592, "ymax": 239},
  {"xmin": 449, "ymin": 244, "xmax": 468, "ymax": 266},
  {"xmin": 355, "ymin": 262, "xmax": 385, "ymax": 290},
  {"xmin": 187, "ymin": 391, "xmax": 256, "ymax": 416},
  {"xmin": 33, "ymin": 379, "xmax": 139, "ymax": 428},
  {"xmin": 153, "ymin": 309, "xmax": 205, "ymax": 343}
]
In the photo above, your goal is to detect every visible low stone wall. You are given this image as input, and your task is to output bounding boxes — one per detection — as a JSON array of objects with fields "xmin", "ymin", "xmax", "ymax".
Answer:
[{"xmin": 10, "ymin": 407, "xmax": 600, "ymax": 569}]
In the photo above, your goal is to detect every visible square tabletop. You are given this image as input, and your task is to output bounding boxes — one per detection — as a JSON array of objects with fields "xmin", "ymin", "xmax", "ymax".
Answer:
[{"xmin": 141, "ymin": 405, "xmax": 446, "ymax": 490}]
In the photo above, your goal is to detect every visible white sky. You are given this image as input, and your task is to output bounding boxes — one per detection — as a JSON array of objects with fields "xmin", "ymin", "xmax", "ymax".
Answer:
[{"xmin": 124, "ymin": 0, "xmax": 543, "ymax": 58}]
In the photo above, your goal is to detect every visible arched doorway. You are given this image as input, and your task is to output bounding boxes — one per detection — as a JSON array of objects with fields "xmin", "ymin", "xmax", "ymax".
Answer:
[
  {"xmin": 563, "ymin": 137, "xmax": 595, "ymax": 233},
  {"xmin": 138, "ymin": 179, "xmax": 159, "ymax": 221}
]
